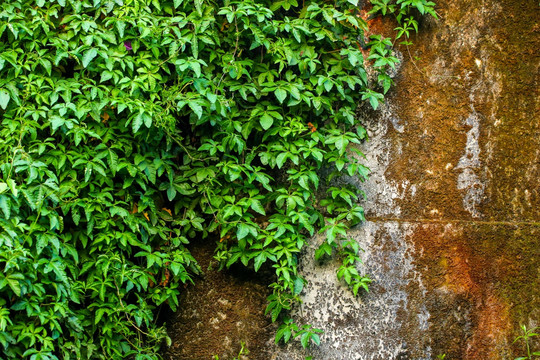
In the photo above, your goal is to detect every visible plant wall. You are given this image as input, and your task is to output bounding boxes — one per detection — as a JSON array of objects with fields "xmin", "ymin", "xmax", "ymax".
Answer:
[{"xmin": 0, "ymin": 0, "xmax": 435, "ymax": 358}]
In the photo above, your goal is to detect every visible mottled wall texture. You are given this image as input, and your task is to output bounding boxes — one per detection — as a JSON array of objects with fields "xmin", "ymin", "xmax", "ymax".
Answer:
[{"xmin": 166, "ymin": 0, "xmax": 539, "ymax": 359}]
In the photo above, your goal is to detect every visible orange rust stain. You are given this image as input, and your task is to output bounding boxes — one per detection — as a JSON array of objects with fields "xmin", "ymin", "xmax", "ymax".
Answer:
[
  {"xmin": 440, "ymin": 245, "xmax": 479, "ymax": 296},
  {"xmin": 467, "ymin": 292, "xmax": 512, "ymax": 359},
  {"xmin": 410, "ymin": 223, "xmax": 515, "ymax": 358},
  {"xmin": 442, "ymin": 241, "xmax": 512, "ymax": 358}
]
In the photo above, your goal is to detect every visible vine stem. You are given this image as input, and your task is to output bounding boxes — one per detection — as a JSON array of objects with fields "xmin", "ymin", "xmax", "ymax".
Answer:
[{"xmin": 114, "ymin": 280, "xmax": 152, "ymax": 337}]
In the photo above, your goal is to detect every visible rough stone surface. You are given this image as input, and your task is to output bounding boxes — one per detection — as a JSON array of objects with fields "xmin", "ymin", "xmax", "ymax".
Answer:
[
  {"xmin": 166, "ymin": 0, "xmax": 539, "ymax": 358},
  {"xmin": 163, "ymin": 241, "xmax": 275, "ymax": 360}
]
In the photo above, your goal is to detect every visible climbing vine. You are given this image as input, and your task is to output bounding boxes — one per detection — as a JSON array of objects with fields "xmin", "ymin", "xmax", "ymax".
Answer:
[{"xmin": 0, "ymin": 0, "xmax": 435, "ymax": 358}]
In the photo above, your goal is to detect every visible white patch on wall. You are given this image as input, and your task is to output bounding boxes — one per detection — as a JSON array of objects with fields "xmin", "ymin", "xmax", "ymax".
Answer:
[
  {"xmin": 269, "ymin": 222, "xmax": 432, "ymax": 360},
  {"xmin": 456, "ymin": 111, "xmax": 485, "ymax": 217},
  {"xmin": 351, "ymin": 101, "xmax": 415, "ymax": 218}
]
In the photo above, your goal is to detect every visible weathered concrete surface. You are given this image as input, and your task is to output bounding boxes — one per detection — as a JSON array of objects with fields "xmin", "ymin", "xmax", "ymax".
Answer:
[{"xmin": 264, "ymin": 0, "xmax": 540, "ymax": 359}]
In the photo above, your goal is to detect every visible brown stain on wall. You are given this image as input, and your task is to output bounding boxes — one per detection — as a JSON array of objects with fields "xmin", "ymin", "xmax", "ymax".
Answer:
[{"xmin": 407, "ymin": 224, "xmax": 516, "ymax": 359}]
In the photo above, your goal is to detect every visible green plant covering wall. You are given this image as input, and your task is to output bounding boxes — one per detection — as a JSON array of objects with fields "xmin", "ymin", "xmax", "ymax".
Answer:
[{"xmin": 0, "ymin": 0, "xmax": 435, "ymax": 358}]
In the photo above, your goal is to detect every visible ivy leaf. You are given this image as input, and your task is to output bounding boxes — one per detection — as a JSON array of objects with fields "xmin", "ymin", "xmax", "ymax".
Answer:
[
  {"xmin": 82, "ymin": 48, "xmax": 98, "ymax": 68},
  {"xmin": 298, "ymin": 177, "xmax": 309, "ymax": 190},
  {"xmin": 260, "ymin": 113, "xmax": 274, "ymax": 130},
  {"xmin": 276, "ymin": 152, "xmax": 288, "ymax": 169},
  {"xmin": 369, "ymin": 96, "xmax": 379, "ymax": 110},
  {"xmin": 250, "ymin": 199, "xmax": 266, "ymax": 215},
  {"xmin": 116, "ymin": 21, "xmax": 126, "ymax": 38},
  {"xmin": 274, "ymin": 88, "xmax": 287, "ymax": 103},
  {"xmin": 237, "ymin": 223, "xmax": 250, "ymax": 240},
  {"xmin": 253, "ymin": 252, "xmax": 266, "ymax": 272},
  {"xmin": 311, "ymin": 333, "xmax": 321, "ymax": 346},
  {"xmin": 107, "ymin": 150, "xmax": 118, "ymax": 174},
  {"xmin": 0, "ymin": 89, "xmax": 10, "ymax": 110},
  {"xmin": 293, "ymin": 277, "xmax": 304, "ymax": 295},
  {"xmin": 271, "ymin": 303, "xmax": 282, "ymax": 322},
  {"xmin": 44, "ymin": 258, "xmax": 69, "ymax": 285},
  {"xmin": 0, "ymin": 195, "xmax": 10, "ymax": 219},
  {"xmin": 188, "ymin": 102, "xmax": 203, "ymax": 119},
  {"xmin": 300, "ymin": 332, "xmax": 310, "ymax": 349},
  {"xmin": 190, "ymin": 62, "xmax": 201, "ymax": 78},
  {"xmin": 132, "ymin": 112, "xmax": 144, "ymax": 133},
  {"xmin": 1, "ymin": 273, "xmax": 24, "ymax": 296},
  {"xmin": 95, "ymin": 308, "xmax": 107, "ymax": 325},
  {"xmin": 167, "ymin": 186, "xmax": 176, "ymax": 201},
  {"xmin": 7, "ymin": 179, "xmax": 17, "ymax": 197},
  {"xmin": 49, "ymin": 115, "xmax": 65, "ymax": 131},
  {"xmin": 142, "ymin": 112, "xmax": 152, "ymax": 128}
]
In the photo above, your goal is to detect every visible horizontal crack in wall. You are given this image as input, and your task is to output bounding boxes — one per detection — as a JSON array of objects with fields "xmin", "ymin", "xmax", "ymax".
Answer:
[{"xmin": 366, "ymin": 217, "xmax": 540, "ymax": 227}]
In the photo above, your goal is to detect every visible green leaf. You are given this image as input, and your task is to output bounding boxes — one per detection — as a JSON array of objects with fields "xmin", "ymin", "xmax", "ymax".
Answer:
[
  {"xmin": 293, "ymin": 277, "xmax": 304, "ymax": 295},
  {"xmin": 7, "ymin": 179, "xmax": 17, "ymax": 197},
  {"xmin": 275, "ymin": 325, "xmax": 290, "ymax": 344},
  {"xmin": 49, "ymin": 115, "xmax": 65, "ymax": 131},
  {"xmin": 132, "ymin": 112, "xmax": 143, "ymax": 133},
  {"xmin": 237, "ymin": 223, "xmax": 250, "ymax": 240},
  {"xmin": 260, "ymin": 113, "xmax": 274, "ymax": 130},
  {"xmin": 190, "ymin": 62, "xmax": 201, "ymax": 78},
  {"xmin": 298, "ymin": 177, "xmax": 309, "ymax": 190},
  {"xmin": 370, "ymin": 96, "xmax": 379, "ymax": 109},
  {"xmin": 5, "ymin": 274, "xmax": 23, "ymax": 296},
  {"xmin": 116, "ymin": 20, "xmax": 126, "ymax": 38},
  {"xmin": 45, "ymin": 259, "xmax": 69, "ymax": 285},
  {"xmin": 311, "ymin": 333, "xmax": 320, "ymax": 346},
  {"xmin": 300, "ymin": 332, "xmax": 310, "ymax": 348},
  {"xmin": 188, "ymin": 102, "xmax": 203, "ymax": 119},
  {"xmin": 82, "ymin": 48, "xmax": 98, "ymax": 68},
  {"xmin": 0, "ymin": 196, "xmax": 10, "ymax": 220},
  {"xmin": 0, "ymin": 89, "xmax": 10, "ymax": 110},
  {"xmin": 271, "ymin": 303, "xmax": 282, "ymax": 322},
  {"xmin": 274, "ymin": 88, "xmax": 287, "ymax": 103},
  {"xmin": 250, "ymin": 199, "xmax": 266, "ymax": 215},
  {"xmin": 253, "ymin": 252, "xmax": 266, "ymax": 272},
  {"xmin": 95, "ymin": 308, "xmax": 106, "ymax": 325},
  {"xmin": 276, "ymin": 152, "xmax": 288, "ymax": 169}
]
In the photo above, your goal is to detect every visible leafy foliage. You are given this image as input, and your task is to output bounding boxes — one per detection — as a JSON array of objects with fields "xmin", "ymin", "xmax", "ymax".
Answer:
[{"xmin": 0, "ymin": 0, "xmax": 433, "ymax": 357}]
